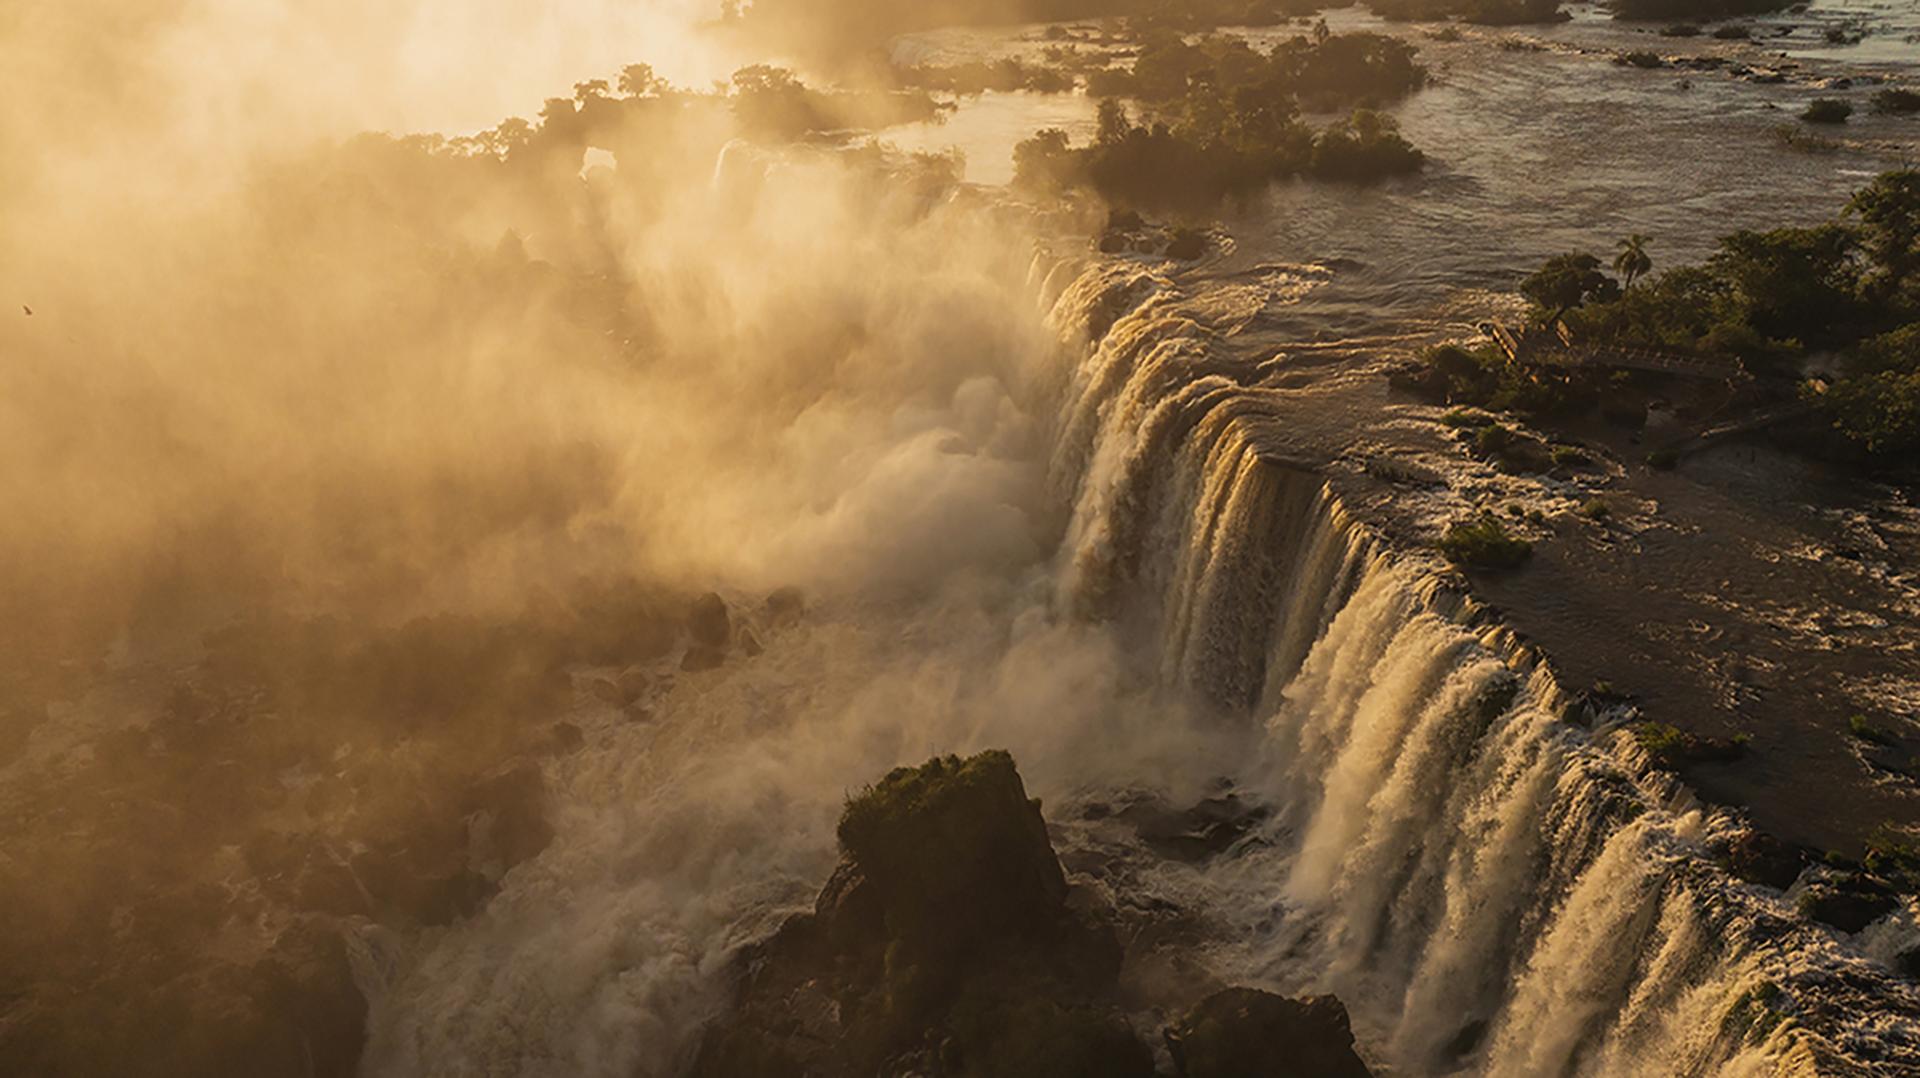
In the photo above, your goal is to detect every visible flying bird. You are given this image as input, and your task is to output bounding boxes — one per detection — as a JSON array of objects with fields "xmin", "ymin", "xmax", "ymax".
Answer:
[{"xmin": 22, "ymin": 305, "xmax": 30, "ymax": 316}]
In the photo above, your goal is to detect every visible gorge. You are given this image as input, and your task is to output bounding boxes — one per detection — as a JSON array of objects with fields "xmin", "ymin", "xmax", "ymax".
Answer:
[{"xmin": 4, "ymin": 2, "xmax": 1920, "ymax": 1076}]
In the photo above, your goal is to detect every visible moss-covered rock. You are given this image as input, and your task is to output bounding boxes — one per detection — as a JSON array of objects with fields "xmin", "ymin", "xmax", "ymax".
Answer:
[
  {"xmin": 1164, "ymin": 988, "xmax": 1373, "ymax": 1078},
  {"xmin": 690, "ymin": 751, "xmax": 1150, "ymax": 1078},
  {"xmin": 837, "ymin": 751, "xmax": 1068, "ymax": 962}
]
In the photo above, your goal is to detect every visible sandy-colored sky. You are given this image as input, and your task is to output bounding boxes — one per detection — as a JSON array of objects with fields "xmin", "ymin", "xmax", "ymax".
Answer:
[{"xmin": 5, "ymin": 0, "xmax": 733, "ymax": 142}]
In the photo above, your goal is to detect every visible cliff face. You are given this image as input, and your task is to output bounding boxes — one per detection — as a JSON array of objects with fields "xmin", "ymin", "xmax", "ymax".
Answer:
[
  {"xmin": 1031, "ymin": 254, "xmax": 1920, "ymax": 1074},
  {"xmin": 689, "ymin": 750, "xmax": 1372, "ymax": 1078}
]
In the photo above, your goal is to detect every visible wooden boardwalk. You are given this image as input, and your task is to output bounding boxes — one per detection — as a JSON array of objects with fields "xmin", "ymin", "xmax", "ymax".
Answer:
[{"xmin": 1484, "ymin": 320, "xmax": 1747, "ymax": 381}]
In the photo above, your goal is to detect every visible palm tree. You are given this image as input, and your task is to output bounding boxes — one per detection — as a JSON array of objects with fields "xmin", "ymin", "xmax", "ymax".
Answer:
[{"xmin": 1614, "ymin": 234, "xmax": 1653, "ymax": 290}]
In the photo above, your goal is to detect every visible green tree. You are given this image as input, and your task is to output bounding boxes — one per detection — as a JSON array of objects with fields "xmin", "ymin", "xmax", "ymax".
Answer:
[
  {"xmin": 1128, "ymin": 31, "xmax": 1203, "ymax": 101},
  {"xmin": 730, "ymin": 65, "xmax": 819, "ymax": 137},
  {"xmin": 618, "ymin": 63, "xmax": 664, "ymax": 98},
  {"xmin": 478, "ymin": 117, "xmax": 534, "ymax": 158},
  {"xmin": 1709, "ymin": 224, "xmax": 1859, "ymax": 343},
  {"xmin": 1856, "ymin": 323, "xmax": 1920, "ymax": 374},
  {"xmin": 1613, "ymin": 233, "xmax": 1653, "ymax": 290},
  {"xmin": 1522, "ymin": 252, "xmax": 1621, "ymax": 326},
  {"xmin": 1821, "ymin": 368, "xmax": 1920, "ymax": 455},
  {"xmin": 537, "ymin": 96, "xmax": 579, "ymax": 135},
  {"xmin": 1095, "ymin": 97, "xmax": 1130, "ymax": 146},
  {"xmin": 1012, "ymin": 128, "xmax": 1076, "ymax": 192},
  {"xmin": 1846, "ymin": 169, "xmax": 1920, "ymax": 307}
]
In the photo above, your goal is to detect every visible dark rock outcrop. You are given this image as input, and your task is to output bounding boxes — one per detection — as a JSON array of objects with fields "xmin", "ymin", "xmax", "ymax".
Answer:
[
  {"xmin": 1164, "ymin": 988, "xmax": 1374, "ymax": 1078},
  {"xmin": 1799, "ymin": 874, "xmax": 1900, "ymax": 933},
  {"xmin": 1897, "ymin": 944, "xmax": 1920, "ymax": 981},
  {"xmin": 1719, "ymin": 829, "xmax": 1806, "ymax": 891},
  {"xmin": 1100, "ymin": 792, "xmax": 1271, "ymax": 863},
  {"xmin": 246, "ymin": 922, "xmax": 369, "ymax": 1078},
  {"xmin": 688, "ymin": 592, "xmax": 732, "ymax": 649},
  {"xmin": 765, "ymin": 586, "xmax": 806, "ymax": 625},
  {"xmin": 690, "ymin": 750, "xmax": 1152, "ymax": 1078},
  {"xmin": 346, "ymin": 761, "xmax": 554, "ymax": 927}
]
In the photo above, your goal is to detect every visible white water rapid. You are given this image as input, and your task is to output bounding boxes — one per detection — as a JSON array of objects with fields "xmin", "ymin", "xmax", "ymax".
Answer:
[{"xmin": 362, "ymin": 207, "xmax": 1920, "ymax": 1078}]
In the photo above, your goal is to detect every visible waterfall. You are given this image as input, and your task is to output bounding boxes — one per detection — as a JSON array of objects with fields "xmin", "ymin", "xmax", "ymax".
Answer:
[
  {"xmin": 1040, "ymin": 253, "xmax": 1920, "ymax": 1077},
  {"xmin": 364, "ymin": 240, "xmax": 1915, "ymax": 1078}
]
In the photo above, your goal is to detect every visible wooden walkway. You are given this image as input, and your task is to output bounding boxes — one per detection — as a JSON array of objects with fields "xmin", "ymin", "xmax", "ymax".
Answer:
[{"xmin": 1485, "ymin": 320, "xmax": 1747, "ymax": 381}]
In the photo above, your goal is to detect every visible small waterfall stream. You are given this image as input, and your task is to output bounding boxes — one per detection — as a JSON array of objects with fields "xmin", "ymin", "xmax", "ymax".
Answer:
[{"xmin": 1036, "ymin": 251, "xmax": 1920, "ymax": 1077}]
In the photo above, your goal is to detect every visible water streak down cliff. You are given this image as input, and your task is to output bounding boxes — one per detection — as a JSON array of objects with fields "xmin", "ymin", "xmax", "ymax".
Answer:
[{"xmin": 1034, "ymin": 254, "xmax": 1920, "ymax": 1077}]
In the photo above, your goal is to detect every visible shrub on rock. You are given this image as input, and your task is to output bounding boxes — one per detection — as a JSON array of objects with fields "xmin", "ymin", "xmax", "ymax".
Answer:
[
  {"xmin": 1873, "ymin": 88, "xmax": 1920, "ymax": 114},
  {"xmin": 1438, "ymin": 515, "xmax": 1533, "ymax": 569},
  {"xmin": 1802, "ymin": 98, "xmax": 1853, "ymax": 124}
]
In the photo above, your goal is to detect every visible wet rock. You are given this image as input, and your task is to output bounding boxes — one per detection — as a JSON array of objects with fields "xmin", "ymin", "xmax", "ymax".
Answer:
[
  {"xmin": 681, "ymin": 645, "xmax": 727, "ymax": 672},
  {"xmin": 815, "ymin": 860, "xmax": 886, "ymax": 958},
  {"xmin": 247, "ymin": 922, "xmax": 368, "ymax": 1078},
  {"xmin": 1115, "ymin": 793, "xmax": 1271, "ymax": 863},
  {"xmin": 1444, "ymin": 1018, "xmax": 1489, "ymax": 1064},
  {"xmin": 586, "ymin": 675, "xmax": 624, "ymax": 706},
  {"xmin": 293, "ymin": 850, "xmax": 370, "ymax": 917},
  {"xmin": 563, "ymin": 579, "xmax": 681, "ymax": 664},
  {"xmin": 1799, "ymin": 875, "xmax": 1899, "ymax": 933},
  {"xmin": 244, "ymin": 832, "xmax": 370, "ymax": 917},
  {"xmin": 837, "ymin": 751, "xmax": 1068, "ymax": 956},
  {"xmin": 765, "ymin": 586, "xmax": 805, "ymax": 625},
  {"xmin": 1099, "ymin": 210, "xmax": 1147, "ymax": 254},
  {"xmin": 1896, "ymin": 944, "xmax": 1920, "ymax": 981},
  {"xmin": 350, "ymin": 839, "xmax": 490, "ymax": 926},
  {"xmin": 1602, "ymin": 399, "xmax": 1648, "ymax": 429},
  {"xmin": 688, "ymin": 592, "xmax": 731, "ymax": 649},
  {"xmin": 547, "ymin": 721, "xmax": 585, "ymax": 755},
  {"xmin": 349, "ymin": 763, "xmax": 552, "ymax": 926},
  {"xmin": 1167, "ymin": 228, "xmax": 1209, "ymax": 261},
  {"xmin": 1164, "ymin": 988, "xmax": 1373, "ymax": 1078},
  {"xmin": 1720, "ymin": 829, "xmax": 1806, "ymax": 891},
  {"xmin": 1862, "ymin": 742, "xmax": 1920, "ymax": 782},
  {"xmin": 690, "ymin": 751, "xmax": 1152, "ymax": 1078},
  {"xmin": 465, "ymin": 761, "xmax": 554, "ymax": 872},
  {"xmin": 616, "ymin": 666, "xmax": 653, "ymax": 702}
]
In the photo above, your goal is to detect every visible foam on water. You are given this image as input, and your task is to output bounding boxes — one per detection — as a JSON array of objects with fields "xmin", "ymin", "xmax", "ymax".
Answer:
[{"xmin": 1039, "ymin": 255, "xmax": 1920, "ymax": 1076}]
